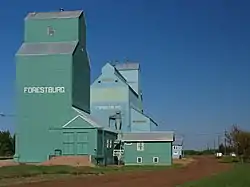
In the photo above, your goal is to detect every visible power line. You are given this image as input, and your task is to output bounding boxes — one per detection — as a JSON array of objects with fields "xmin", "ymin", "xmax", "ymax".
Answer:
[
  {"xmin": 176, "ymin": 132, "xmax": 224, "ymax": 136},
  {"xmin": 0, "ymin": 113, "xmax": 15, "ymax": 117}
]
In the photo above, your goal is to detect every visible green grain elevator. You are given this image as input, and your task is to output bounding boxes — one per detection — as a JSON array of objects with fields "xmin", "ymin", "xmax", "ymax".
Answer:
[{"xmin": 15, "ymin": 10, "xmax": 116, "ymax": 164}]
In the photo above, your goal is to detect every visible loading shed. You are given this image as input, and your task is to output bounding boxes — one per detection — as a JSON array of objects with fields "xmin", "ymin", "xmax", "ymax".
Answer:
[
  {"xmin": 49, "ymin": 107, "xmax": 117, "ymax": 165},
  {"xmin": 120, "ymin": 131, "xmax": 174, "ymax": 165}
]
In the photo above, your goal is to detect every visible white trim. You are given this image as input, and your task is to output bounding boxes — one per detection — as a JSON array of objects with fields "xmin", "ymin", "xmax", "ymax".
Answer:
[
  {"xmin": 62, "ymin": 115, "xmax": 83, "ymax": 128},
  {"xmin": 125, "ymin": 142, "xmax": 132, "ymax": 145},
  {"xmin": 153, "ymin": 157, "xmax": 159, "ymax": 163},
  {"xmin": 16, "ymin": 53, "xmax": 74, "ymax": 56},
  {"xmin": 72, "ymin": 107, "xmax": 100, "ymax": 127},
  {"xmin": 137, "ymin": 157, "xmax": 143, "ymax": 163},
  {"xmin": 106, "ymin": 139, "xmax": 109, "ymax": 148},
  {"xmin": 109, "ymin": 139, "xmax": 112, "ymax": 148},
  {"xmin": 72, "ymin": 107, "xmax": 118, "ymax": 133},
  {"xmin": 122, "ymin": 140, "xmax": 172, "ymax": 142}
]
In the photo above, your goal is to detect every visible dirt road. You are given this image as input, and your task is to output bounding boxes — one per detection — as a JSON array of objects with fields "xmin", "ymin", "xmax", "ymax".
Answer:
[{"xmin": 10, "ymin": 157, "xmax": 231, "ymax": 187}]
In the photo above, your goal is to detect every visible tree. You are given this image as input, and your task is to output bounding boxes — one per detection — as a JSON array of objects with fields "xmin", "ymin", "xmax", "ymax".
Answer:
[
  {"xmin": 226, "ymin": 125, "xmax": 250, "ymax": 162},
  {"xmin": 0, "ymin": 130, "xmax": 15, "ymax": 156},
  {"xmin": 218, "ymin": 143, "xmax": 225, "ymax": 154}
]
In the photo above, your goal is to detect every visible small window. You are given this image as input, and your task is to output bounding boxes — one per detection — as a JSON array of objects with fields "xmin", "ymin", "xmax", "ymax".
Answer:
[
  {"xmin": 98, "ymin": 80, "xmax": 101, "ymax": 83},
  {"xmin": 115, "ymin": 80, "xmax": 118, "ymax": 82},
  {"xmin": 106, "ymin": 139, "xmax": 109, "ymax": 148},
  {"xmin": 137, "ymin": 157, "xmax": 142, "ymax": 163},
  {"xmin": 137, "ymin": 142, "xmax": 144, "ymax": 151},
  {"xmin": 47, "ymin": 26, "xmax": 55, "ymax": 36},
  {"xmin": 153, "ymin": 157, "xmax": 159, "ymax": 163}
]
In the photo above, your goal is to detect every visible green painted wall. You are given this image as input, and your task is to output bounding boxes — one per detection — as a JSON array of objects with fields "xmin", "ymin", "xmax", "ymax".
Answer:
[
  {"xmin": 123, "ymin": 141, "xmax": 173, "ymax": 165},
  {"xmin": 25, "ymin": 18, "xmax": 78, "ymax": 43},
  {"xmin": 96, "ymin": 130, "xmax": 104, "ymax": 157},
  {"xmin": 72, "ymin": 45, "xmax": 90, "ymax": 113},
  {"xmin": 50, "ymin": 116, "xmax": 98, "ymax": 157},
  {"xmin": 15, "ymin": 11, "xmax": 90, "ymax": 163},
  {"xmin": 48, "ymin": 128, "xmax": 97, "ymax": 157},
  {"xmin": 103, "ymin": 131, "xmax": 117, "ymax": 165},
  {"xmin": 48, "ymin": 115, "xmax": 117, "ymax": 165},
  {"xmin": 15, "ymin": 54, "xmax": 73, "ymax": 162},
  {"xmin": 94, "ymin": 130, "xmax": 117, "ymax": 165}
]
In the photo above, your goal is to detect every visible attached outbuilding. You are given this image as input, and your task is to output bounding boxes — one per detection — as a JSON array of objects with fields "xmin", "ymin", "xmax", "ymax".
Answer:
[
  {"xmin": 48, "ymin": 107, "xmax": 117, "ymax": 166},
  {"xmin": 172, "ymin": 138, "xmax": 184, "ymax": 159},
  {"xmin": 120, "ymin": 131, "xmax": 174, "ymax": 165}
]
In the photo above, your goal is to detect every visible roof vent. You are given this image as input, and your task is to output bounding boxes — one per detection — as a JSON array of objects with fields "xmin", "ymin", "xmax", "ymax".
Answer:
[{"xmin": 30, "ymin": 12, "xmax": 36, "ymax": 16}]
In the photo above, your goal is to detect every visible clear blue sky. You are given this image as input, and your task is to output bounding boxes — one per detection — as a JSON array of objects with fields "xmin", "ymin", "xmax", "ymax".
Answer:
[{"xmin": 0, "ymin": 0, "xmax": 250, "ymax": 149}]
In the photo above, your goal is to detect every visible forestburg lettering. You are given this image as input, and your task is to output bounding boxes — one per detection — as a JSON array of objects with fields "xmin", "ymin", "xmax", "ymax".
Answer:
[{"xmin": 23, "ymin": 87, "xmax": 65, "ymax": 94}]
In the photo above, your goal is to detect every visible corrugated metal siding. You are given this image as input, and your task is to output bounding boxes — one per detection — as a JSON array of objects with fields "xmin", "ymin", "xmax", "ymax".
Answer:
[
  {"xmin": 117, "ymin": 69, "xmax": 139, "ymax": 95},
  {"xmin": 72, "ymin": 45, "xmax": 90, "ymax": 113},
  {"xmin": 124, "ymin": 142, "xmax": 172, "ymax": 165},
  {"xmin": 90, "ymin": 102, "xmax": 130, "ymax": 132},
  {"xmin": 130, "ymin": 107, "xmax": 150, "ymax": 132},
  {"xmin": 16, "ymin": 53, "xmax": 72, "ymax": 162},
  {"xmin": 16, "ymin": 42, "xmax": 78, "ymax": 55},
  {"xmin": 24, "ymin": 16, "xmax": 80, "ymax": 43},
  {"xmin": 25, "ymin": 10, "xmax": 83, "ymax": 20},
  {"xmin": 150, "ymin": 120, "xmax": 158, "ymax": 131},
  {"xmin": 91, "ymin": 87, "xmax": 128, "ymax": 102},
  {"xmin": 122, "ymin": 132, "xmax": 174, "ymax": 141},
  {"xmin": 129, "ymin": 90, "xmax": 141, "ymax": 112}
]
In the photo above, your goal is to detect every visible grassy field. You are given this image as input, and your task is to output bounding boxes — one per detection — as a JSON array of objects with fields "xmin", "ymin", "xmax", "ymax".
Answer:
[
  {"xmin": 218, "ymin": 156, "xmax": 241, "ymax": 163},
  {"xmin": 181, "ymin": 163, "xmax": 250, "ymax": 187},
  {"xmin": 0, "ymin": 164, "xmax": 179, "ymax": 179},
  {"xmin": 0, "ymin": 164, "xmax": 180, "ymax": 186}
]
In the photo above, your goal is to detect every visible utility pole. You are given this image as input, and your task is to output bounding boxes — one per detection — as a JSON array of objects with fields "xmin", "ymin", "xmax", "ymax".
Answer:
[
  {"xmin": 214, "ymin": 139, "xmax": 216, "ymax": 153},
  {"xmin": 224, "ymin": 130, "xmax": 227, "ymax": 155},
  {"xmin": 217, "ymin": 135, "xmax": 220, "ymax": 151}
]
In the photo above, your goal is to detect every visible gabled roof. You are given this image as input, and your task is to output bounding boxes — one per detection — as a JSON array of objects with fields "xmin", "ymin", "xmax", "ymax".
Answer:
[
  {"xmin": 97, "ymin": 63, "xmax": 138, "ymax": 97},
  {"xmin": 25, "ymin": 10, "xmax": 83, "ymax": 20},
  {"xmin": 69, "ymin": 107, "xmax": 117, "ymax": 133},
  {"xmin": 115, "ymin": 63, "xmax": 140, "ymax": 70},
  {"xmin": 121, "ymin": 131, "xmax": 174, "ymax": 142},
  {"xmin": 16, "ymin": 41, "xmax": 78, "ymax": 56}
]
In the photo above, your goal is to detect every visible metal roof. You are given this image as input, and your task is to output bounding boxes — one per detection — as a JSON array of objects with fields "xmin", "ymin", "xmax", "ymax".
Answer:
[
  {"xmin": 16, "ymin": 41, "xmax": 78, "ymax": 56},
  {"xmin": 121, "ymin": 131, "xmax": 174, "ymax": 142},
  {"xmin": 115, "ymin": 63, "xmax": 140, "ymax": 70},
  {"xmin": 72, "ymin": 107, "xmax": 117, "ymax": 133},
  {"xmin": 25, "ymin": 10, "xmax": 83, "ymax": 20},
  {"xmin": 173, "ymin": 138, "xmax": 184, "ymax": 146}
]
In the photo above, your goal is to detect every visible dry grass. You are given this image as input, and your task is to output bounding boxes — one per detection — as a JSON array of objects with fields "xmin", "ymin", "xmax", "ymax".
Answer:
[{"xmin": 173, "ymin": 157, "xmax": 195, "ymax": 166}]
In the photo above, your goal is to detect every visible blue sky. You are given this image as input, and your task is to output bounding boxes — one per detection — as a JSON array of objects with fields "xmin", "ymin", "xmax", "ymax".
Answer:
[{"xmin": 0, "ymin": 0, "xmax": 250, "ymax": 149}]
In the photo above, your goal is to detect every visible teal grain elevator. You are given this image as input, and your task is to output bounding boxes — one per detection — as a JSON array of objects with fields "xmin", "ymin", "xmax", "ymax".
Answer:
[
  {"xmin": 15, "ymin": 10, "xmax": 117, "ymax": 164},
  {"xmin": 90, "ymin": 62, "xmax": 174, "ymax": 165}
]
